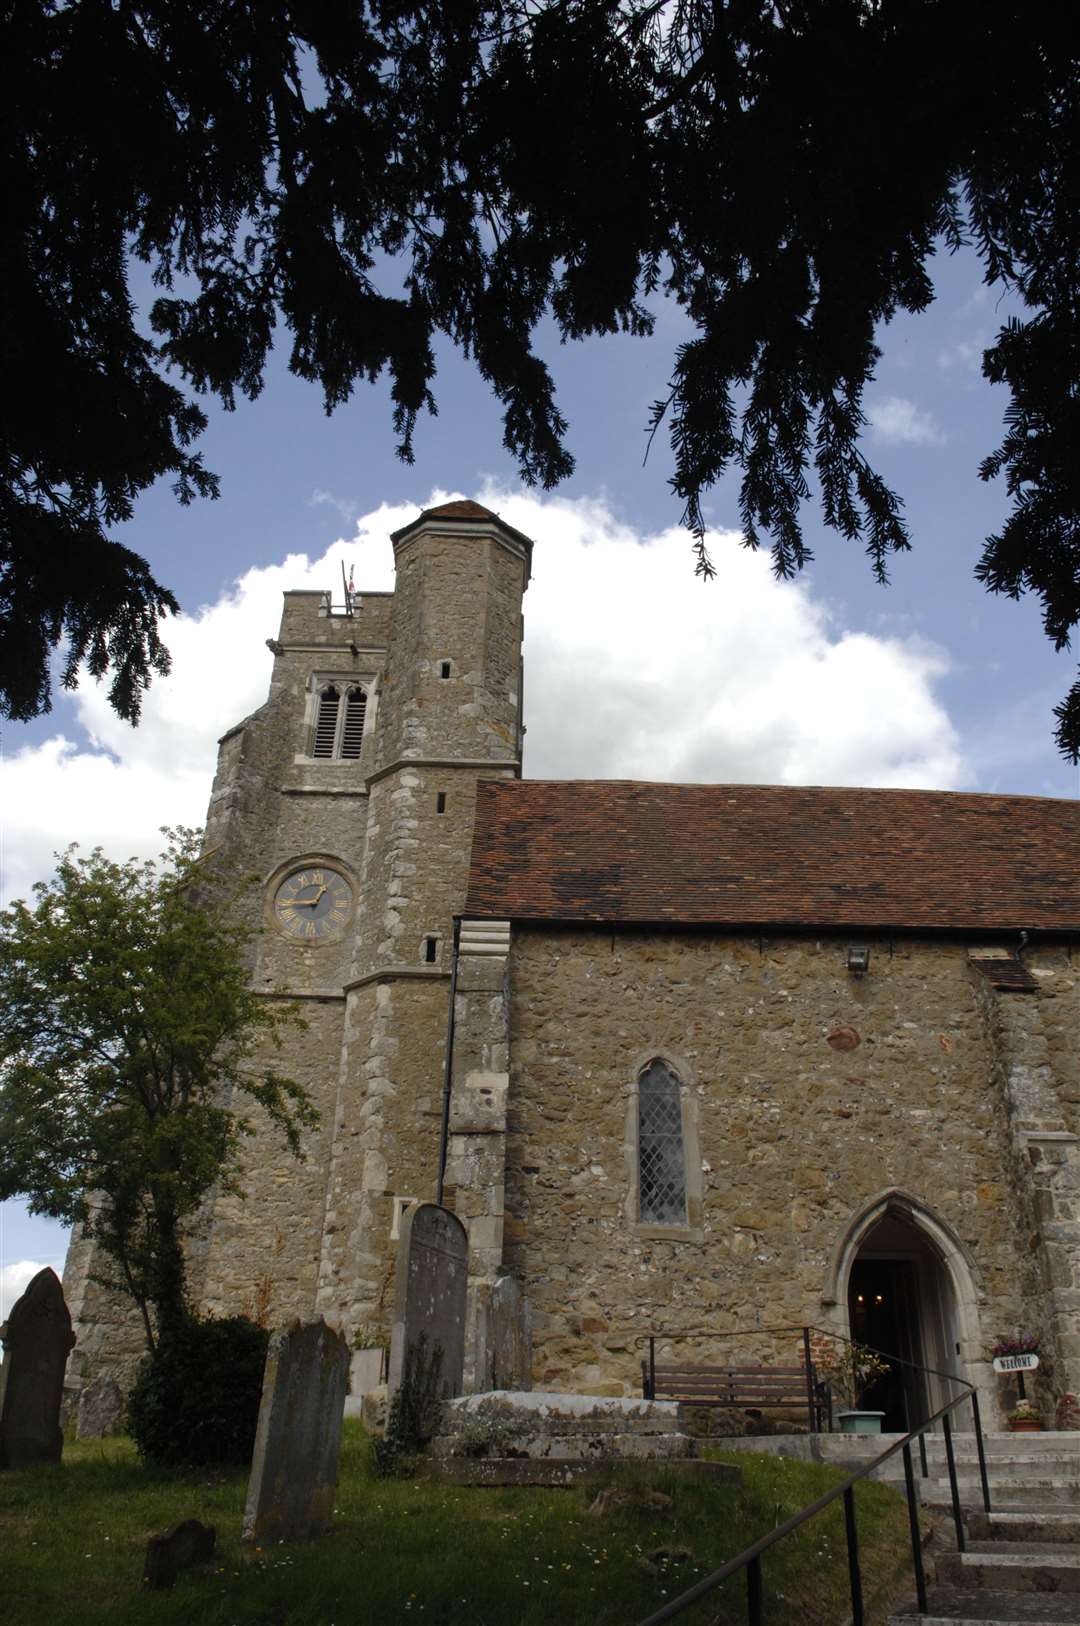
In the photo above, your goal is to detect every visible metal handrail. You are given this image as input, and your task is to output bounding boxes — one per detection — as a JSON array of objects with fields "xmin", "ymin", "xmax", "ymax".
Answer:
[
  {"xmin": 634, "ymin": 1324, "xmax": 992, "ymax": 1625},
  {"xmin": 634, "ymin": 1321, "xmax": 977, "ymax": 1407}
]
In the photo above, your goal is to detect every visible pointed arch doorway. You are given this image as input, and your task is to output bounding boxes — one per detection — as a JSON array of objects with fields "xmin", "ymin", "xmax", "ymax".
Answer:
[{"xmin": 826, "ymin": 1190, "xmax": 982, "ymax": 1432}]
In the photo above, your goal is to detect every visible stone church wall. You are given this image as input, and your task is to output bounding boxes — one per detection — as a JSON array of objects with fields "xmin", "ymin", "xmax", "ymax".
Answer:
[{"xmin": 503, "ymin": 927, "xmax": 1079, "ymax": 1410}]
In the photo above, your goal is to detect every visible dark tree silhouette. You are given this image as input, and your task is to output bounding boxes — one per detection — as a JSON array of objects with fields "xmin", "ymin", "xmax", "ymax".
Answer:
[{"xmin": 4, "ymin": 2, "xmax": 1079, "ymax": 752}]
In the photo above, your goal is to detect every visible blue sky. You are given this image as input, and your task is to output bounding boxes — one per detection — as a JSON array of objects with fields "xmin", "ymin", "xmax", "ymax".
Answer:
[{"xmin": 2, "ymin": 240, "xmax": 1077, "ymax": 1312}]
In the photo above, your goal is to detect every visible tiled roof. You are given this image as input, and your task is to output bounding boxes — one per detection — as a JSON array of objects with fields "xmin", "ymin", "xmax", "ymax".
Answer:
[
  {"xmin": 464, "ymin": 779, "xmax": 1080, "ymax": 932},
  {"xmin": 390, "ymin": 500, "xmax": 535, "ymax": 566},
  {"xmin": 422, "ymin": 499, "xmax": 497, "ymax": 520}
]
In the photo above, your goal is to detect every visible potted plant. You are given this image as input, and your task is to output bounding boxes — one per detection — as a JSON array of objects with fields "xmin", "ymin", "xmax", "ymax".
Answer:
[
  {"xmin": 991, "ymin": 1331, "xmax": 1039, "ymax": 1360},
  {"xmin": 1008, "ymin": 1399, "xmax": 1043, "ymax": 1433},
  {"xmin": 816, "ymin": 1340, "xmax": 892, "ymax": 1434},
  {"xmin": 990, "ymin": 1330, "xmax": 1041, "ymax": 1423}
]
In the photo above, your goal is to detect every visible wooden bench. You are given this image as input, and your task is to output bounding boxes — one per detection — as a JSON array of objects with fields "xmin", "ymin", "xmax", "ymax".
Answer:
[{"xmin": 642, "ymin": 1361, "xmax": 828, "ymax": 1432}]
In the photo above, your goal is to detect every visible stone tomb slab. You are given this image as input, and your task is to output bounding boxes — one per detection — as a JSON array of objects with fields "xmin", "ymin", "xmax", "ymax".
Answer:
[
  {"xmin": 425, "ymin": 1457, "xmax": 741, "ymax": 1489},
  {"xmin": 0, "ymin": 1267, "xmax": 76, "ymax": 1469},
  {"xmin": 242, "ymin": 1319, "xmax": 349, "ymax": 1544},
  {"xmin": 388, "ymin": 1203, "xmax": 467, "ymax": 1398}
]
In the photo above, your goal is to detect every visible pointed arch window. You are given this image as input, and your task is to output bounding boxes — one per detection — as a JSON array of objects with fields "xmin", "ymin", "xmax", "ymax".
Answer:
[
  {"xmin": 310, "ymin": 683, "xmax": 368, "ymax": 760},
  {"xmin": 637, "ymin": 1059, "xmax": 687, "ymax": 1225}
]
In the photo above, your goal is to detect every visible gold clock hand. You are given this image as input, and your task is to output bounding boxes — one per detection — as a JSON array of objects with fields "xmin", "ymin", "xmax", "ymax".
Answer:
[{"xmin": 293, "ymin": 886, "xmax": 327, "ymax": 908}]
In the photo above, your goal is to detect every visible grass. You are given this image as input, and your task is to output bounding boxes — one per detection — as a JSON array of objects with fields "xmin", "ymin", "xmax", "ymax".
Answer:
[{"xmin": 0, "ymin": 1424, "xmax": 924, "ymax": 1625}]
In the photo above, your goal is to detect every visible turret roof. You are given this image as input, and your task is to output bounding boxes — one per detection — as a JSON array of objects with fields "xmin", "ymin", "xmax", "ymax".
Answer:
[{"xmin": 389, "ymin": 499, "xmax": 535, "ymax": 570}]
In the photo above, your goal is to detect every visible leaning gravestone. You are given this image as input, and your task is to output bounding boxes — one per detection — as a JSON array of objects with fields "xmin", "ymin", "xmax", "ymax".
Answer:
[
  {"xmin": 388, "ymin": 1203, "xmax": 468, "ymax": 1400},
  {"xmin": 77, "ymin": 1373, "xmax": 124, "ymax": 1440},
  {"xmin": 0, "ymin": 1267, "xmax": 76, "ymax": 1469},
  {"xmin": 242, "ymin": 1319, "xmax": 349, "ymax": 1544}
]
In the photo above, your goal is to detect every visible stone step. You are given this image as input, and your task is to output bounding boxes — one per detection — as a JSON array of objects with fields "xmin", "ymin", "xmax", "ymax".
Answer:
[
  {"xmin": 925, "ymin": 1487, "xmax": 1080, "ymax": 1510},
  {"xmin": 923, "ymin": 1481, "xmax": 1077, "ymax": 1496},
  {"xmin": 923, "ymin": 1465, "xmax": 1079, "ymax": 1483},
  {"xmin": 890, "ymin": 1587, "xmax": 1080, "ymax": 1623},
  {"xmin": 431, "ymin": 1430, "xmax": 698, "ymax": 1462},
  {"xmin": 938, "ymin": 1547, "xmax": 1080, "ymax": 1593},
  {"xmin": 968, "ymin": 1513, "xmax": 1080, "ymax": 1545},
  {"xmin": 926, "ymin": 1435, "xmax": 1080, "ymax": 1454},
  {"xmin": 423, "ymin": 1456, "xmax": 742, "ymax": 1489},
  {"xmin": 989, "ymin": 1505, "xmax": 1080, "ymax": 1518},
  {"xmin": 928, "ymin": 1459, "xmax": 1080, "ymax": 1479}
]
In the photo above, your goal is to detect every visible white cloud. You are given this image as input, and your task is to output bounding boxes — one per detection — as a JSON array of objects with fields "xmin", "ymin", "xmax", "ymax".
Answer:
[
  {"xmin": 866, "ymin": 395, "xmax": 944, "ymax": 446},
  {"xmin": 1, "ymin": 488, "xmax": 966, "ymax": 905},
  {"xmin": 310, "ymin": 488, "xmax": 359, "ymax": 525},
  {"xmin": 1, "ymin": 497, "xmax": 406, "ymax": 907},
  {"xmin": 0, "ymin": 1260, "xmax": 53, "ymax": 1320},
  {"xmin": 938, "ymin": 331, "xmax": 988, "ymax": 374}
]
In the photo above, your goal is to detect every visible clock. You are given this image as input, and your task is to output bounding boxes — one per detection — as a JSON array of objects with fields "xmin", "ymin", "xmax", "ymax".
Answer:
[{"xmin": 272, "ymin": 865, "xmax": 353, "ymax": 942}]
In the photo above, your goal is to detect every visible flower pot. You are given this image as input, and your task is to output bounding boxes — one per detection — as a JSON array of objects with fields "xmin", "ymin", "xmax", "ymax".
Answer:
[
  {"xmin": 837, "ymin": 1410, "xmax": 886, "ymax": 1435},
  {"xmin": 1009, "ymin": 1418, "xmax": 1042, "ymax": 1432}
]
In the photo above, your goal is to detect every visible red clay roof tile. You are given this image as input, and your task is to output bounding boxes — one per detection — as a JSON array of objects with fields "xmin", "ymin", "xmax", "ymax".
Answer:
[{"xmin": 464, "ymin": 780, "xmax": 1080, "ymax": 932}]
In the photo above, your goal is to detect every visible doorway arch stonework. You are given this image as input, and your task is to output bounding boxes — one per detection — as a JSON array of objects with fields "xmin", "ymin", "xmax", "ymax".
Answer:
[{"xmin": 822, "ymin": 1188, "xmax": 991, "ymax": 1420}]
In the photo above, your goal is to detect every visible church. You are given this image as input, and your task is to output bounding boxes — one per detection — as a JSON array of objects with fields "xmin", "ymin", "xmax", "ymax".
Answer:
[{"xmin": 64, "ymin": 498, "xmax": 1080, "ymax": 1429}]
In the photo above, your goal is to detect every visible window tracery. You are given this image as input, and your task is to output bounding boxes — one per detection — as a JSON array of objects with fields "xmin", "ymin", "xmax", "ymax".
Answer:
[{"xmin": 637, "ymin": 1058, "xmax": 687, "ymax": 1224}]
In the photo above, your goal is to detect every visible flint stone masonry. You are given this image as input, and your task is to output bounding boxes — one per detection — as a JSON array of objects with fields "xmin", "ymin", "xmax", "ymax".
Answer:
[
  {"xmin": 243, "ymin": 1319, "xmax": 349, "ymax": 1544},
  {"xmin": 0, "ymin": 1268, "xmax": 76, "ymax": 1469},
  {"xmin": 76, "ymin": 1373, "xmax": 124, "ymax": 1439},
  {"xmin": 388, "ymin": 1203, "xmax": 467, "ymax": 1397}
]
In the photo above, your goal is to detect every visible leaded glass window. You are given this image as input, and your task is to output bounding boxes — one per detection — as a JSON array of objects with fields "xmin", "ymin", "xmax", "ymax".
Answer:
[{"xmin": 637, "ymin": 1059, "xmax": 687, "ymax": 1224}]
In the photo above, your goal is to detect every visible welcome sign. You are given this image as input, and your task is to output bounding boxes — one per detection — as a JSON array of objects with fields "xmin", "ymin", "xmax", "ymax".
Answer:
[{"xmin": 992, "ymin": 1353, "xmax": 1039, "ymax": 1374}]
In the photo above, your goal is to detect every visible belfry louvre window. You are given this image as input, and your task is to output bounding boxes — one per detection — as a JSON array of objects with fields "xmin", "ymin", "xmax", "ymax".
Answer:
[
  {"xmin": 341, "ymin": 687, "xmax": 367, "ymax": 758},
  {"xmin": 312, "ymin": 684, "xmax": 367, "ymax": 759},
  {"xmin": 313, "ymin": 686, "xmax": 340, "ymax": 757},
  {"xmin": 637, "ymin": 1059, "xmax": 687, "ymax": 1224}
]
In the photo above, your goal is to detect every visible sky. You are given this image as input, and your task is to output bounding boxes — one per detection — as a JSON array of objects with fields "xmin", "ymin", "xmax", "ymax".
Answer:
[{"xmin": 2, "ymin": 242, "xmax": 1078, "ymax": 1316}]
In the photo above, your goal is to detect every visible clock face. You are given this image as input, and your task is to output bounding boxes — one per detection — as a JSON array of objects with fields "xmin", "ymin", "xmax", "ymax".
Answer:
[{"xmin": 273, "ymin": 866, "xmax": 353, "ymax": 942}]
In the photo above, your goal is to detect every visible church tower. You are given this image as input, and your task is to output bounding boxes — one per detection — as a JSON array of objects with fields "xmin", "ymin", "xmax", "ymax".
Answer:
[
  {"xmin": 63, "ymin": 497, "xmax": 532, "ymax": 1383},
  {"xmin": 313, "ymin": 499, "xmax": 532, "ymax": 1337}
]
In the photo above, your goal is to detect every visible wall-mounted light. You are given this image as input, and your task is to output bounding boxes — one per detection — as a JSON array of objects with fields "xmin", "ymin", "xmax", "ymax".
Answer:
[{"xmin": 847, "ymin": 944, "xmax": 871, "ymax": 976}]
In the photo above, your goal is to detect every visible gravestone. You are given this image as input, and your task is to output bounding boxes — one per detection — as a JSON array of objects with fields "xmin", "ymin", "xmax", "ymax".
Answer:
[
  {"xmin": 388, "ymin": 1203, "xmax": 468, "ymax": 1400},
  {"xmin": 143, "ymin": 1519, "xmax": 216, "ymax": 1589},
  {"xmin": 488, "ymin": 1274, "xmax": 532, "ymax": 1390},
  {"xmin": 77, "ymin": 1373, "xmax": 124, "ymax": 1439},
  {"xmin": 0, "ymin": 1267, "xmax": 76, "ymax": 1469},
  {"xmin": 242, "ymin": 1318, "xmax": 349, "ymax": 1544}
]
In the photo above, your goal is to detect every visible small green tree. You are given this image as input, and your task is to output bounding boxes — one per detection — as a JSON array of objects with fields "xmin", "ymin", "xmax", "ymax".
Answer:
[{"xmin": 0, "ymin": 830, "xmax": 315, "ymax": 1349}]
